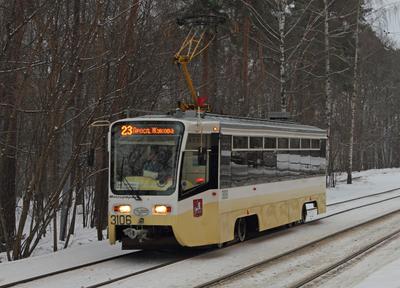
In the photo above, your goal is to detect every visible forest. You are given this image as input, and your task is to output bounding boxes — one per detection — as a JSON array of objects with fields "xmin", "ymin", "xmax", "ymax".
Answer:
[{"xmin": 1, "ymin": 0, "xmax": 400, "ymax": 260}]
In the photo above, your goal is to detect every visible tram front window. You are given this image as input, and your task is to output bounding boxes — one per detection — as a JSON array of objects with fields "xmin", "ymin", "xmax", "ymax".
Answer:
[{"xmin": 111, "ymin": 122, "xmax": 184, "ymax": 195}]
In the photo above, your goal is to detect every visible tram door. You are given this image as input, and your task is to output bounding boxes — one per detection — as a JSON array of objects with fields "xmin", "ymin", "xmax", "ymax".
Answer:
[{"xmin": 175, "ymin": 133, "xmax": 220, "ymax": 246}]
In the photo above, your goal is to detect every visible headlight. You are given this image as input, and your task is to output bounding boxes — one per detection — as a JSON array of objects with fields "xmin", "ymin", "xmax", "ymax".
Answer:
[
  {"xmin": 113, "ymin": 205, "xmax": 131, "ymax": 214},
  {"xmin": 153, "ymin": 205, "xmax": 171, "ymax": 215}
]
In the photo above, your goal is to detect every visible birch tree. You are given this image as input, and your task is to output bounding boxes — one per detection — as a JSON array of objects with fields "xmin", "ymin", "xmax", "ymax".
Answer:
[
  {"xmin": 324, "ymin": 0, "xmax": 334, "ymax": 187},
  {"xmin": 347, "ymin": 0, "xmax": 361, "ymax": 184}
]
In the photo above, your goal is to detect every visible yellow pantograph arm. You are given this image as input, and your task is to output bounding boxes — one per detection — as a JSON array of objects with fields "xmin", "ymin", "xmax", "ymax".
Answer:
[
  {"xmin": 180, "ymin": 61, "xmax": 198, "ymax": 105},
  {"xmin": 175, "ymin": 29, "xmax": 215, "ymax": 106}
]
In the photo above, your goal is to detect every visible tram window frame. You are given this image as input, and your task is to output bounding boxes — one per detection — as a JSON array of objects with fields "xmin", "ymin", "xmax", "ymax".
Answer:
[
  {"xmin": 250, "ymin": 137, "xmax": 263, "ymax": 149},
  {"xmin": 264, "ymin": 137, "xmax": 277, "ymax": 149},
  {"xmin": 278, "ymin": 138, "xmax": 289, "ymax": 149},
  {"xmin": 233, "ymin": 136, "xmax": 249, "ymax": 149},
  {"xmin": 290, "ymin": 138, "xmax": 300, "ymax": 149}
]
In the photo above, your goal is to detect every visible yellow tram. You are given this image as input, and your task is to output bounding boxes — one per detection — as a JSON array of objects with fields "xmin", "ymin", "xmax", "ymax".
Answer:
[{"xmin": 108, "ymin": 111, "xmax": 326, "ymax": 249}]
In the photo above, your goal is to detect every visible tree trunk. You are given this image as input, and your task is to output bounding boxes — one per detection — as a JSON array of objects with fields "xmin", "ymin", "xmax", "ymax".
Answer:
[
  {"xmin": 53, "ymin": 208, "xmax": 58, "ymax": 252},
  {"xmin": 94, "ymin": 134, "xmax": 108, "ymax": 241},
  {"xmin": 242, "ymin": 6, "xmax": 250, "ymax": 115},
  {"xmin": 347, "ymin": 0, "xmax": 361, "ymax": 184},
  {"xmin": 324, "ymin": 0, "xmax": 334, "ymax": 187},
  {"xmin": 0, "ymin": 0, "xmax": 26, "ymax": 254},
  {"xmin": 278, "ymin": 0, "xmax": 287, "ymax": 112}
]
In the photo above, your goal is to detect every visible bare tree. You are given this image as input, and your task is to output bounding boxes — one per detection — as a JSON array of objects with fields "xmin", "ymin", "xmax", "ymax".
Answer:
[{"xmin": 347, "ymin": 0, "xmax": 361, "ymax": 184}]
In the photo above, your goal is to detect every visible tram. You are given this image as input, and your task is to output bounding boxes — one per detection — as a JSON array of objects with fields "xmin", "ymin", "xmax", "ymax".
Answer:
[{"xmin": 108, "ymin": 111, "xmax": 326, "ymax": 249}]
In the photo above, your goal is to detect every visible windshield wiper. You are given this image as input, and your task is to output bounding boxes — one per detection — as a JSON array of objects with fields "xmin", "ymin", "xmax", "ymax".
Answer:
[{"xmin": 119, "ymin": 156, "xmax": 142, "ymax": 201}]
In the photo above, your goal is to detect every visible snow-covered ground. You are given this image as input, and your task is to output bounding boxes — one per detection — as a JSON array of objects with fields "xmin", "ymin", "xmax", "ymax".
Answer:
[
  {"xmin": 1, "ymin": 168, "xmax": 400, "ymax": 287},
  {"xmin": 328, "ymin": 168, "xmax": 400, "ymax": 203}
]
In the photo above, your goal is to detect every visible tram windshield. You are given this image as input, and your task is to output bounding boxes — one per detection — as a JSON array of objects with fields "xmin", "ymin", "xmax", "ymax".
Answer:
[{"xmin": 110, "ymin": 121, "xmax": 184, "ymax": 196}]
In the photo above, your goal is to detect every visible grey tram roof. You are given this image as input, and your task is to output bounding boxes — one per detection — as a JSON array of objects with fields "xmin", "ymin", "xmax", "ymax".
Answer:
[{"xmin": 133, "ymin": 112, "xmax": 326, "ymax": 136}]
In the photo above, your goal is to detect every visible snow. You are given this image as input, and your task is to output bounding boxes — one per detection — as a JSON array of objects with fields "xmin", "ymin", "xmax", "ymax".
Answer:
[
  {"xmin": 0, "ymin": 241, "xmax": 132, "ymax": 287},
  {"xmin": 103, "ymin": 196, "xmax": 400, "ymax": 287},
  {"xmin": 328, "ymin": 168, "xmax": 400, "ymax": 203},
  {"xmin": 354, "ymin": 257, "xmax": 400, "ymax": 288},
  {"xmin": 1, "ymin": 168, "xmax": 400, "ymax": 287}
]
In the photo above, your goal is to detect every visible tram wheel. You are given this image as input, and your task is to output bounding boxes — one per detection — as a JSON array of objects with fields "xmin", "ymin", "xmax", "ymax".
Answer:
[{"xmin": 236, "ymin": 217, "xmax": 247, "ymax": 242}]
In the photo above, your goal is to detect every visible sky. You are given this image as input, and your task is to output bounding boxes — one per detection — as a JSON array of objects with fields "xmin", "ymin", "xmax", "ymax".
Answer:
[{"xmin": 370, "ymin": 0, "xmax": 400, "ymax": 47}]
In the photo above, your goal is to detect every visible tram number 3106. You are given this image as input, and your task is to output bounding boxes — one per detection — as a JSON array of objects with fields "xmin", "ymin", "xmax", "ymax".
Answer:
[{"xmin": 110, "ymin": 215, "xmax": 132, "ymax": 225}]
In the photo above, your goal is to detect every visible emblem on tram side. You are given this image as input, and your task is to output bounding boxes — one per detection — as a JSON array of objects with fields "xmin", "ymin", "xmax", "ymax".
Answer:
[
  {"xmin": 133, "ymin": 207, "xmax": 150, "ymax": 216},
  {"xmin": 193, "ymin": 199, "xmax": 203, "ymax": 217}
]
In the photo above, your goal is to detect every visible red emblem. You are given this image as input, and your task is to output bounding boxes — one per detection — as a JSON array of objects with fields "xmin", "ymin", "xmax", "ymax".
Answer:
[{"xmin": 193, "ymin": 199, "xmax": 203, "ymax": 217}]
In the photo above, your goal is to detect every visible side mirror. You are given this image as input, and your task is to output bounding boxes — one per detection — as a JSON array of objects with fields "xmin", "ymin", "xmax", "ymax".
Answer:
[
  {"xmin": 87, "ymin": 148, "xmax": 95, "ymax": 167},
  {"xmin": 197, "ymin": 147, "xmax": 207, "ymax": 166}
]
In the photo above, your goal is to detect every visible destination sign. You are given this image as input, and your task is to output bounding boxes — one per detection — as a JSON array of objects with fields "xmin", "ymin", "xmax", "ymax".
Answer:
[{"xmin": 120, "ymin": 125, "xmax": 175, "ymax": 136}]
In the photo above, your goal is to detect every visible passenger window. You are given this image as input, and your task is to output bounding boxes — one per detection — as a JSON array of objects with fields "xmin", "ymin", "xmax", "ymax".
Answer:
[
  {"xmin": 264, "ymin": 137, "xmax": 276, "ymax": 149},
  {"xmin": 250, "ymin": 137, "xmax": 263, "ymax": 149},
  {"xmin": 231, "ymin": 151, "xmax": 248, "ymax": 186},
  {"xmin": 311, "ymin": 139, "xmax": 320, "ymax": 149},
  {"xmin": 278, "ymin": 138, "xmax": 289, "ymax": 149},
  {"xmin": 220, "ymin": 135, "xmax": 232, "ymax": 189},
  {"xmin": 290, "ymin": 138, "xmax": 300, "ymax": 149},
  {"xmin": 320, "ymin": 139, "xmax": 327, "ymax": 157},
  {"xmin": 301, "ymin": 139, "xmax": 310, "ymax": 149},
  {"xmin": 233, "ymin": 136, "xmax": 248, "ymax": 149}
]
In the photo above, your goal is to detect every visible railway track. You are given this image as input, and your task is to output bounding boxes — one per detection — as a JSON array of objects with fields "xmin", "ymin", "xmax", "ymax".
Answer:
[
  {"xmin": 1, "ymin": 249, "xmax": 200, "ymax": 288},
  {"xmin": 84, "ymin": 252, "xmax": 195, "ymax": 288},
  {"xmin": 204, "ymin": 210, "xmax": 400, "ymax": 288},
  {"xmin": 0, "ymin": 252, "xmax": 136, "ymax": 288},
  {"xmin": 327, "ymin": 187, "xmax": 400, "ymax": 207},
  {"xmin": 312, "ymin": 187, "xmax": 400, "ymax": 222},
  {"xmin": 4, "ymin": 187, "xmax": 400, "ymax": 288},
  {"xmin": 289, "ymin": 228, "xmax": 400, "ymax": 288},
  {"xmin": 194, "ymin": 187, "xmax": 400, "ymax": 288}
]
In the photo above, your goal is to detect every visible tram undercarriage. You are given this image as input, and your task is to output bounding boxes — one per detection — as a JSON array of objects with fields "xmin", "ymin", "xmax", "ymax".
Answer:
[{"xmin": 116, "ymin": 225, "xmax": 180, "ymax": 249}]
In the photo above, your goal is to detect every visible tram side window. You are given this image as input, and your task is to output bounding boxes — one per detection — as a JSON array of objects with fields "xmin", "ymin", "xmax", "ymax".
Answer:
[
  {"xmin": 220, "ymin": 135, "xmax": 232, "ymax": 189},
  {"xmin": 231, "ymin": 151, "xmax": 248, "ymax": 186},
  {"xmin": 300, "ymin": 150, "xmax": 311, "ymax": 173},
  {"xmin": 248, "ymin": 151, "xmax": 264, "ymax": 183},
  {"xmin": 288, "ymin": 150, "xmax": 301, "ymax": 176},
  {"xmin": 181, "ymin": 134, "xmax": 209, "ymax": 194},
  {"xmin": 277, "ymin": 150, "xmax": 290, "ymax": 177},
  {"xmin": 320, "ymin": 139, "xmax": 327, "ymax": 158},
  {"xmin": 311, "ymin": 139, "xmax": 320, "ymax": 149},
  {"xmin": 225, "ymin": 136, "xmax": 326, "ymax": 187},
  {"xmin": 250, "ymin": 137, "xmax": 263, "ymax": 149},
  {"xmin": 301, "ymin": 139, "xmax": 310, "ymax": 149},
  {"xmin": 233, "ymin": 136, "xmax": 248, "ymax": 149},
  {"xmin": 264, "ymin": 137, "xmax": 277, "ymax": 149},
  {"xmin": 278, "ymin": 138, "xmax": 289, "ymax": 149},
  {"xmin": 290, "ymin": 138, "xmax": 300, "ymax": 149}
]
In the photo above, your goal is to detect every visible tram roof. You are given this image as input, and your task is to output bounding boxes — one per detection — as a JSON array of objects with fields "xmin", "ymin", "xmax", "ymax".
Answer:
[{"xmin": 131, "ymin": 111, "xmax": 326, "ymax": 136}]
